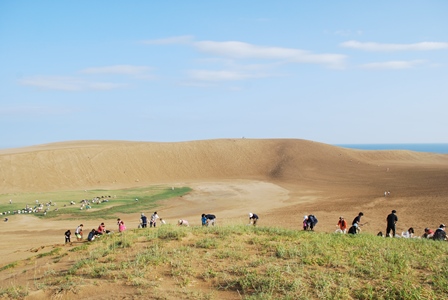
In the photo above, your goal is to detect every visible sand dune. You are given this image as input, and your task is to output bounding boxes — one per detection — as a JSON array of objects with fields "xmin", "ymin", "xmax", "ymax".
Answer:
[
  {"xmin": 1, "ymin": 139, "xmax": 448, "ymax": 266},
  {"xmin": 2, "ymin": 139, "xmax": 446, "ymax": 194}
]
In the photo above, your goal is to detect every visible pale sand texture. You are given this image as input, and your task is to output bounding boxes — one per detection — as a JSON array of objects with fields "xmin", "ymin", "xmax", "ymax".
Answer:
[{"xmin": 1, "ymin": 139, "xmax": 448, "ymax": 267}]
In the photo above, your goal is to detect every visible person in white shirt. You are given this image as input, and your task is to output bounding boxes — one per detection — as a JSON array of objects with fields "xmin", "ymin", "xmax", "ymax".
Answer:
[
  {"xmin": 401, "ymin": 227, "xmax": 415, "ymax": 238},
  {"xmin": 178, "ymin": 219, "xmax": 189, "ymax": 226},
  {"xmin": 150, "ymin": 211, "xmax": 159, "ymax": 227}
]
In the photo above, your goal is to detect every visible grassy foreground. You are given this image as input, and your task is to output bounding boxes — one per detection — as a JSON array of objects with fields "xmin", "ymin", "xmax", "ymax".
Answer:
[{"xmin": 1, "ymin": 225, "xmax": 448, "ymax": 300}]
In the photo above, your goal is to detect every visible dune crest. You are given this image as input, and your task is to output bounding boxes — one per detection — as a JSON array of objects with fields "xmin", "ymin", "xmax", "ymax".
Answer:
[{"xmin": 1, "ymin": 139, "xmax": 447, "ymax": 194}]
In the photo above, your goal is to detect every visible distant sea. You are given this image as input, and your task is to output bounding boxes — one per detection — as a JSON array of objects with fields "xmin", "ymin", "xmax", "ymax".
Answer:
[{"xmin": 335, "ymin": 144, "xmax": 448, "ymax": 154}]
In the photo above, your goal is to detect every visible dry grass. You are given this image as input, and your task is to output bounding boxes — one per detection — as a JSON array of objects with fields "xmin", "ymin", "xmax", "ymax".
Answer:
[{"xmin": 1, "ymin": 225, "xmax": 447, "ymax": 299}]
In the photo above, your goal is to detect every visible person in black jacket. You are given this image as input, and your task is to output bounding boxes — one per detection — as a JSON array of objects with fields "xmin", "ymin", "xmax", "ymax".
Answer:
[
  {"xmin": 140, "ymin": 213, "xmax": 148, "ymax": 228},
  {"xmin": 87, "ymin": 229, "xmax": 97, "ymax": 241},
  {"xmin": 249, "ymin": 213, "xmax": 259, "ymax": 226},
  {"xmin": 205, "ymin": 214, "xmax": 216, "ymax": 226},
  {"xmin": 433, "ymin": 224, "xmax": 447, "ymax": 241},
  {"xmin": 386, "ymin": 210, "xmax": 398, "ymax": 237},
  {"xmin": 64, "ymin": 230, "xmax": 71, "ymax": 243}
]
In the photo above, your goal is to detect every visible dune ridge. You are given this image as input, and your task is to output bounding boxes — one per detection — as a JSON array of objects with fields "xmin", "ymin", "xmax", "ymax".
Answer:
[{"xmin": 2, "ymin": 138, "xmax": 447, "ymax": 194}]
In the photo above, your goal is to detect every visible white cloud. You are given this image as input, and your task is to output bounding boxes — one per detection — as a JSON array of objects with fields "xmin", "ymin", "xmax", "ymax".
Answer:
[
  {"xmin": 143, "ymin": 36, "xmax": 346, "ymax": 68},
  {"xmin": 19, "ymin": 76, "xmax": 127, "ymax": 91},
  {"xmin": 360, "ymin": 60, "xmax": 426, "ymax": 70},
  {"xmin": 333, "ymin": 30, "xmax": 363, "ymax": 37},
  {"xmin": 187, "ymin": 70, "xmax": 267, "ymax": 81},
  {"xmin": 81, "ymin": 65, "xmax": 151, "ymax": 75},
  {"xmin": 0, "ymin": 105, "xmax": 75, "ymax": 115},
  {"xmin": 142, "ymin": 35, "xmax": 194, "ymax": 45},
  {"xmin": 194, "ymin": 41, "xmax": 346, "ymax": 68},
  {"xmin": 341, "ymin": 40, "xmax": 448, "ymax": 51}
]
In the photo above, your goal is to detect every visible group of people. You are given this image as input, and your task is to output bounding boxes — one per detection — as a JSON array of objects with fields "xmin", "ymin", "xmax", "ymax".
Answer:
[
  {"xmin": 63, "ymin": 208, "xmax": 445, "ymax": 245},
  {"xmin": 139, "ymin": 212, "xmax": 166, "ymax": 228},
  {"xmin": 201, "ymin": 214, "xmax": 217, "ymax": 226},
  {"xmin": 332, "ymin": 210, "xmax": 447, "ymax": 241},
  {"xmin": 65, "ymin": 219, "xmax": 127, "ymax": 243},
  {"xmin": 303, "ymin": 214, "xmax": 318, "ymax": 230}
]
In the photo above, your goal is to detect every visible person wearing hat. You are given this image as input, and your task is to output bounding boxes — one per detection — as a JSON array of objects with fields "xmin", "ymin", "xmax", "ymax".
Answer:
[
  {"xmin": 140, "ymin": 213, "xmax": 148, "ymax": 228},
  {"xmin": 248, "ymin": 213, "xmax": 259, "ymax": 226},
  {"xmin": 433, "ymin": 224, "xmax": 447, "ymax": 241},
  {"xmin": 386, "ymin": 210, "xmax": 398, "ymax": 237}
]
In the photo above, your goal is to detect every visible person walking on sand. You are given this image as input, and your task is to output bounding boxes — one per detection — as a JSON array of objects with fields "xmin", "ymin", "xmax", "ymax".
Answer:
[
  {"xmin": 249, "ymin": 213, "xmax": 259, "ymax": 226},
  {"xmin": 336, "ymin": 216, "xmax": 348, "ymax": 233},
  {"xmin": 351, "ymin": 212, "xmax": 366, "ymax": 232},
  {"xmin": 352, "ymin": 212, "xmax": 364, "ymax": 226},
  {"xmin": 150, "ymin": 212, "xmax": 159, "ymax": 227},
  {"xmin": 75, "ymin": 224, "xmax": 83, "ymax": 241},
  {"xmin": 65, "ymin": 230, "xmax": 71, "ymax": 243},
  {"xmin": 386, "ymin": 210, "xmax": 398, "ymax": 237},
  {"xmin": 140, "ymin": 213, "xmax": 148, "ymax": 228}
]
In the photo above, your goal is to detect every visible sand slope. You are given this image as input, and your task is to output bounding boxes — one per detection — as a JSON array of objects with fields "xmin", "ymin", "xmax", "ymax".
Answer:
[
  {"xmin": 2, "ymin": 139, "xmax": 447, "ymax": 193},
  {"xmin": 1, "ymin": 139, "xmax": 448, "ymax": 267}
]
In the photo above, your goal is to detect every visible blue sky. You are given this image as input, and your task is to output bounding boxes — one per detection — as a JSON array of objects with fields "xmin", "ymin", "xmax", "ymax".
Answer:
[{"xmin": 1, "ymin": 1, "xmax": 447, "ymax": 149}]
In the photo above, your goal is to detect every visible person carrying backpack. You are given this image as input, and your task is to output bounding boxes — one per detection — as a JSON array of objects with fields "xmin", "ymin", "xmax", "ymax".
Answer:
[{"xmin": 308, "ymin": 214, "xmax": 318, "ymax": 230}]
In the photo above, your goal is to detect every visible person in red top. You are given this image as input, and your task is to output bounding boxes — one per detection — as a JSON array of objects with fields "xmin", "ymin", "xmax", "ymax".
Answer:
[
  {"xmin": 96, "ymin": 222, "xmax": 106, "ymax": 235},
  {"xmin": 336, "ymin": 216, "xmax": 348, "ymax": 233},
  {"xmin": 422, "ymin": 228, "xmax": 434, "ymax": 238}
]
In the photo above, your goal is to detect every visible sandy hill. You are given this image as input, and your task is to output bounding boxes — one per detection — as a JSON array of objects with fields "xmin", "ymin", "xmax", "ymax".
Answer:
[
  {"xmin": 1, "ymin": 138, "xmax": 447, "ymax": 194},
  {"xmin": 1, "ymin": 139, "xmax": 448, "ymax": 268},
  {"xmin": 0, "ymin": 139, "xmax": 448, "ymax": 299}
]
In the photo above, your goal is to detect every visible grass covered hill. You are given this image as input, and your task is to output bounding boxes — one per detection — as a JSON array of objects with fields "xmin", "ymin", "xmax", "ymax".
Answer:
[{"xmin": 1, "ymin": 225, "xmax": 447, "ymax": 300}]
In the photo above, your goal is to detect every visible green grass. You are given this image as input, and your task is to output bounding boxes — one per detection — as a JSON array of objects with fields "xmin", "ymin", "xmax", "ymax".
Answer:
[
  {"xmin": 0, "ymin": 261, "xmax": 18, "ymax": 272},
  {"xmin": 14, "ymin": 225, "xmax": 447, "ymax": 299},
  {"xmin": 36, "ymin": 248, "xmax": 62, "ymax": 259},
  {"xmin": 0, "ymin": 186, "xmax": 191, "ymax": 219}
]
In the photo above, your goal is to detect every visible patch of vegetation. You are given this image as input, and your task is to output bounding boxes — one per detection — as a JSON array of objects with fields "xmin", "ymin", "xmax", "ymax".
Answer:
[
  {"xmin": 6, "ymin": 225, "xmax": 448, "ymax": 299},
  {"xmin": 36, "ymin": 247, "xmax": 62, "ymax": 258},
  {"xmin": 0, "ymin": 285, "xmax": 29, "ymax": 299},
  {"xmin": 0, "ymin": 186, "xmax": 191, "ymax": 220},
  {"xmin": 0, "ymin": 261, "xmax": 18, "ymax": 272}
]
